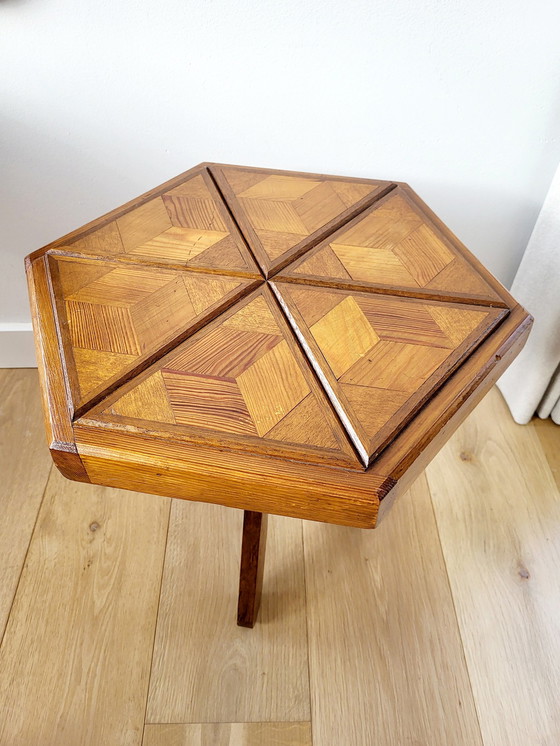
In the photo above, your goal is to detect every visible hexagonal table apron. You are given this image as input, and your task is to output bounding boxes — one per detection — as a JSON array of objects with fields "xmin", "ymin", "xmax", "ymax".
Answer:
[{"xmin": 26, "ymin": 163, "xmax": 532, "ymax": 627}]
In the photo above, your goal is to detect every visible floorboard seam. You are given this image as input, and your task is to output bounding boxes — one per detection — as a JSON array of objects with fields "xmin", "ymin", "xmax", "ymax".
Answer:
[
  {"xmin": 140, "ymin": 497, "xmax": 173, "ymax": 745},
  {"xmin": 0, "ymin": 462, "xmax": 53, "ymax": 646},
  {"xmin": 425, "ymin": 471, "xmax": 485, "ymax": 745},
  {"xmin": 301, "ymin": 519, "xmax": 315, "ymax": 746}
]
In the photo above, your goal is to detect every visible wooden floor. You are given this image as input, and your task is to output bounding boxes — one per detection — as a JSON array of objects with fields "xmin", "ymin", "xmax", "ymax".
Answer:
[{"xmin": 1, "ymin": 369, "xmax": 559, "ymax": 746}]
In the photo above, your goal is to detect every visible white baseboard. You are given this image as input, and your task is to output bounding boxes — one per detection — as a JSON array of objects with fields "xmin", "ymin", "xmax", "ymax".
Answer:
[{"xmin": 0, "ymin": 324, "xmax": 37, "ymax": 367}]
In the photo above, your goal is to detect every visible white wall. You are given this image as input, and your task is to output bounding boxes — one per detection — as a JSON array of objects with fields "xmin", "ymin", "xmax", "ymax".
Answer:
[{"xmin": 2, "ymin": 0, "xmax": 560, "ymax": 360}]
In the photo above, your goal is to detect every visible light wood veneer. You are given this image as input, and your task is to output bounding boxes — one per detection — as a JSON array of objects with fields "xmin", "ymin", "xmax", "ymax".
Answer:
[{"xmin": 26, "ymin": 162, "xmax": 532, "ymax": 529}]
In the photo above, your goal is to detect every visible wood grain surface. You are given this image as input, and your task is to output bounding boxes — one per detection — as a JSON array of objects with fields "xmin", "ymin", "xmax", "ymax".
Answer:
[
  {"xmin": 0, "ymin": 370, "xmax": 52, "ymax": 638},
  {"xmin": 26, "ymin": 254, "xmax": 91, "ymax": 481},
  {"xmin": 533, "ymin": 417, "xmax": 560, "ymax": 492},
  {"xmin": 375, "ymin": 305, "xmax": 532, "ymax": 518},
  {"xmin": 2, "ymin": 372, "xmax": 560, "ymax": 744},
  {"xmin": 143, "ymin": 722, "xmax": 312, "ymax": 746},
  {"xmin": 237, "ymin": 511, "xmax": 268, "ymax": 627},
  {"xmin": 73, "ymin": 421, "xmax": 388, "ymax": 527},
  {"xmin": 48, "ymin": 253, "xmax": 258, "ymax": 413},
  {"xmin": 276, "ymin": 280, "xmax": 506, "ymax": 463},
  {"xmin": 44, "ymin": 167, "xmax": 259, "ymax": 276},
  {"xmin": 304, "ymin": 474, "xmax": 483, "ymax": 746},
  {"xmin": 72, "ymin": 301, "xmax": 529, "ymax": 528},
  {"xmin": 280, "ymin": 185, "xmax": 507, "ymax": 306},
  {"xmin": 426, "ymin": 388, "xmax": 560, "ymax": 746},
  {"xmin": 25, "ymin": 162, "xmax": 531, "ymax": 528},
  {"xmin": 83, "ymin": 285, "xmax": 359, "ymax": 469},
  {"xmin": 0, "ymin": 467, "xmax": 170, "ymax": 746},
  {"xmin": 145, "ymin": 502, "xmax": 310, "ymax": 723},
  {"xmin": 209, "ymin": 164, "xmax": 393, "ymax": 276}
]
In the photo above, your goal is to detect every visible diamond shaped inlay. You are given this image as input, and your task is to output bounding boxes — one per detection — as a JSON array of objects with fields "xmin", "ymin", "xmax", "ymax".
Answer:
[
  {"xmin": 280, "ymin": 187, "xmax": 503, "ymax": 305},
  {"xmin": 51, "ymin": 166, "xmax": 259, "ymax": 276},
  {"xmin": 48, "ymin": 253, "xmax": 257, "ymax": 412},
  {"xmin": 27, "ymin": 162, "xmax": 521, "ymax": 480},
  {"xmin": 273, "ymin": 281, "xmax": 506, "ymax": 464},
  {"xmin": 85, "ymin": 287, "xmax": 358, "ymax": 468},
  {"xmin": 209, "ymin": 164, "xmax": 392, "ymax": 276}
]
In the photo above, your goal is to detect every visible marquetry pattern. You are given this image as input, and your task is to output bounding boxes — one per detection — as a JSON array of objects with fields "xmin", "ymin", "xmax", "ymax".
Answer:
[
  {"xmin": 89, "ymin": 288, "xmax": 357, "ymax": 467},
  {"xmin": 210, "ymin": 165, "xmax": 389, "ymax": 275},
  {"xmin": 49, "ymin": 254, "xmax": 255, "ymax": 409},
  {"xmin": 275, "ymin": 282, "xmax": 506, "ymax": 462},
  {"xmin": 281, "ymin": 187, "xmax": 503, "ymax": 304},
  {"xmin": 56, "ymin": 169, "xmax": 259, "ymax": 275},
  {"xmin": 29, "ymin": 163, "xmax": 520, "ymax": 481}
]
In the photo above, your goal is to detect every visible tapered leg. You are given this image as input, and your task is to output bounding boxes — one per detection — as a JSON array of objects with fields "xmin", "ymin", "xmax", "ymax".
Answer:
[{"xmin": 237, "ymin": 510, "xmax": 268, "ymax": 627}]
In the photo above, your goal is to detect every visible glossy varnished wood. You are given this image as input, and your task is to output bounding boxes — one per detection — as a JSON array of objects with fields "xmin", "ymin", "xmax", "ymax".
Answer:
[
  {"xmin": 26, "ymin": 254, "xmax": 90, "ymax": 481},
  {"xmin": 48, "ymin": 254, "xmax": 258, "ymax": 415},
  {"xmin": 209, "ymin": 163, "xmax": 394, "ymax": 277},
  {"xmin": 275, "ymin": 280, "xmax": 507, "ymax": 464},
  {"xmin": 279, "ymin": 185, "xmax": 507, "ymax": 306},
  {"xmin": 72, "ymin": 422, "xmax": 390, "ymax": 527},
  {"xmin": 79, "ymin": 285, "xmax": 360, "ymax": 470},
  {"xmin": 25, "ymin": 161, "xmax": 532, "ymax": 529},
  {"xmin": 237, "ymin": 511, "xmax": 268, "ymax": 627},
  {"xmin": 31, "ymin": 166, "xmax": 260, "ymax": 277},
  {"xmin": 376, "ymin": 305, "xmax": 532, "ymax": 517}
]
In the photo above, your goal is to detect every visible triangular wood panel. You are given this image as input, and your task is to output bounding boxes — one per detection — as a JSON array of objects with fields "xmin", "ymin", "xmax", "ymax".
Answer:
[
  {"xmin": 84, "ymin": 286, "xmax": 360, "ymax": 469},
  {"xmin": 210, "ymin": 164, "xmax": 392, "ymax": 277},
  {"xmin": 55, "ymin": 168, "xmax": 259, "ymax": 276},
  {"xmin": 273, "ymin": 281, "xmax": 507, "ymax": 464},
  {"xmin": 279, "ymin": 186, "xmax": 505, "ymax": 306},
  {"xmin": 47, "ymin": 254, "xmax": 257, "ymax": 414}
]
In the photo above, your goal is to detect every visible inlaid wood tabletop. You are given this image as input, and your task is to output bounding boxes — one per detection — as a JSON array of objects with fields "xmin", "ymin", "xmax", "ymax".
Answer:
[{"xmin": 26, "ymin": 162, "xmax": 532, "ymax": 529}]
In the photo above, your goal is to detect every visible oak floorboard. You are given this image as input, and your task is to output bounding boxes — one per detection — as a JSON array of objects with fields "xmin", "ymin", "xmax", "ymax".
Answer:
[
  {"xmin": 0, "ymin": 369, "xmax": 52, "ymax": 637},
  {"xmin": 142, "ymin": 722, "xmax": 311, "ymax": 746},
  {"xmin": 533, "ymin": 416, "xmax": 560, "ymax": 491},
  {"xmin": 0, "ymin": 467, "xmax": 170, "ymax": 746},
  {"xmin": 426, "ymin": 388, "xmax": 560, "ymax": 746},
  {"xmin": 303, "ymin": 473, "xmax": 482, "ymax": 746},
  {"xmin": 146, "ymin": 501, "xmax": 309, "ymax": 724}
]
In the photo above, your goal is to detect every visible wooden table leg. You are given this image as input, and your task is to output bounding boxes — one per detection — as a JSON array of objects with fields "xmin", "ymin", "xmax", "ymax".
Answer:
[{"xmin": 237, "ymin": 510, "xmax": 268, "ymax": 627}]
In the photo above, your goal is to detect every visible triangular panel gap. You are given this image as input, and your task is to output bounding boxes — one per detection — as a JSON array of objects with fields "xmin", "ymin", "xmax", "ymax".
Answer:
[
  {"xmin": 277, "ymin": 185, "xmax": 506, "ymax": 308},
  {"xmin": 50, "ymin": 166, "xmax": 261, "ymax": 277},
  {"xmin": 272, "ymin": 280, "xmax": 508, "ymax": 466},
  {"xmin": 208, "ymin": 163, "xmax": 396, "ymax": 278},
  {"xmin": 46, "ymin": 253, "xmax": 260, "ymax": 419},
  {"xmin": 205, "ymin": 166, "xmax": 266, "ymax": 281},
  {"xmin": 78, "ymin": 286, "xmax": 362, "ymax": 469},
  {"xmin": 269, "ymin": 282, "xmax": 369, "ymax": 467}
]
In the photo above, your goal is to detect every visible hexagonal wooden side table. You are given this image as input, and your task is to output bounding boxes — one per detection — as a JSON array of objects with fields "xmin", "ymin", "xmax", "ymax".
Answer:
[{"xmin": 26, "ymin": 163, "xmax": 532, "ymax": 627}]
